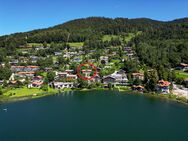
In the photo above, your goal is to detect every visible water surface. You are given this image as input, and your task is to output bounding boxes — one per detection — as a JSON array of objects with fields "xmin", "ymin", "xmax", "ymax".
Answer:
[{"xmin": 0, "ymin": 91, "xmax": 188, "ymax": 141}]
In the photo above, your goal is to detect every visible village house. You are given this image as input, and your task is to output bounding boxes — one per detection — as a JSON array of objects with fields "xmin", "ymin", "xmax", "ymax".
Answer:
[
  {"xmin": 132, "ymin": 85, "xmax": 144, "ymax": 92},
  {"xmin": 35, "ymin": 46, "xmax": 44, "ymax": 51},
  {"xmin": 103, "ymin": 76, "xmax": 116, "ymax": 86},
  {"xmin": 28, "ymin": 81, "xmax": 43, "ymax": 88},
  {"xmin": 28, "ymin": 76, "xmax": 44, "ymax": 88},
  {"xmin": 19, "ymin": 44, "xmax": 32, "ymax": 49},
  {"xmin": 100, "ymin": 56, "xmax": 109, "ymax": 64},
  {"xmin": 90, "ymin": 75, "xmax": 101, "ymax": 83},
  {"xmin": 30, "ymin": 56, "xmax": 39, "ymax": 63},
  {"xmin": 81, "ymin": 70, "xmax": 93, "ymax": 77},
  {"xmin": 73, "ymin": 57, "xmax": 82, "ymax": 63},
  {"xmin": 55, "ymin": 71, "xmax": 77, "ymax": 81},
  {"xmin": 103, "ymin": 70, "xmax": 128, "ymax": 86},
  {"xmin": 14, "ymin": 72, "xmax": 35, "ymax": 78},
  {"xmin": 0, "ymin": 80, "xmax": 4, "ymax": 86},
  {"xmin": 0, "ymin": 62, "xmax": 5, "ymax": 67},
  {"xmin": 124, "ymin": 47, "xmax": 133, "ymax": 53},
  {"xmin": 65, "ymin": 70, "xmax": 74, "ymax": 74},
  {"xmin": 54, "ymin": 52, "xmax": 62, "ymax": 56},
  {"xmin": 157, "ymin": 80, "xmax": 171, "ymax": 94},
  {"xmin": 44, "ymin": 67, "xmax": 53, "ymax": 72},
  {"xmin": 9, "ymin": 59, "xmax": 19, "ymax": 65},
  {"xmin": 132, "ymin": 73, "xmax": 144, "ymax": 81},
  {"xmin": 180, "ymin": 63, "xmax": 188, "ymax": 71},
  {"xmin": 11, "ymin": 66, "xmax": 39, "ymax": 72},
  {"xmin": 9, "ymin": 72, "xmax": 34, "ymax": 82},
  {"xmin": 19, "ymin": 57, "xmax": 29, "ymax": 63},
  {"xmin": 53, "ymin": 82, "xmax": 74, "ymax": 89}
]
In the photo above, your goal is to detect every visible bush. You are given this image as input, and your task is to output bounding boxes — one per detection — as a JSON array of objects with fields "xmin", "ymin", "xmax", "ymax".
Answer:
[
  {"xmin": 0, "ymin": 86, "xmax": 3, "ymax": 95},
  {"xmin": 41, "ymin": 85, "xmax": 49, "ymax": 91}
]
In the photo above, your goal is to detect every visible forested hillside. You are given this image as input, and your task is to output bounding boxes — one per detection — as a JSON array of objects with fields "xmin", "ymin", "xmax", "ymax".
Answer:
[{"xmin": 0, "ymin": 17, "xmax": 188, "ymax": 68}]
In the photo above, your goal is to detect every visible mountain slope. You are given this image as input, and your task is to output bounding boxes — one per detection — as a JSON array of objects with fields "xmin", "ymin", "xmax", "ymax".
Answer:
[{"xmin": 0, "ymin": 17, "xmax": 188, "ymax": 47}]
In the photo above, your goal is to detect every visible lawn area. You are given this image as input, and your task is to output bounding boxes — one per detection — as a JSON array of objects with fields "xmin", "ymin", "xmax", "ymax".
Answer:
[
  {"xmin": 3, "ymin": 87, "xmax": 58, "ymax": 98},
  {"xmin": 68, "ymin": 42, "xmax": 84, "ymax": 47},
  {"xmin": 175, "ymin": 70, "xmax": 188, "ymax": 79},
  {"xmin": 102, "ymin": 35, "xmax": 119, "ymax": 42},
  {"xmin": 28, "ymin": 43, "xmax": 50, "ymax": 47}
]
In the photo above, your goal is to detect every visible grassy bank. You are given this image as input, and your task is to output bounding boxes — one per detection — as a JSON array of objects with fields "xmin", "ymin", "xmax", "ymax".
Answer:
[
  {"xmin": 1, "ymin": 86, "xmax": 188, "ymax": 105},
  {"xmin": 0, "ymin": 87, "xmax": 58, "ymax": 103}
]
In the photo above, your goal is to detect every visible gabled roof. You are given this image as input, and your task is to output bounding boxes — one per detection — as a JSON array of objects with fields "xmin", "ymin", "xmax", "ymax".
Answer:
[
  {"xmin": 158, "ymin": 80, "xmax": 171, "ymax": 87},
  {"xmin": 180, "ymin": 63, "xmax": 188, "ymax": 67}
]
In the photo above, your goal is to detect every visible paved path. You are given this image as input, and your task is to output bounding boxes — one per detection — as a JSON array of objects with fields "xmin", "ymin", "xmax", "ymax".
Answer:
[{"xmin": 173, "ymin": 84, "xmax": 188, "ymax": 99}]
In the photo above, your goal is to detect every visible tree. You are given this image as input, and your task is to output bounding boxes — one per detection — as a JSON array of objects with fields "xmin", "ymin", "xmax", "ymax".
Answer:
[
  {"xmin": 46, "ymin": 72, "xmax": 55, "ymax": 82},
  {"xmin": 0, "ymin": 66, "xmax": 12, "ymax": 80},
  {"xmin": 145, "ymin": 70, "xmax": 159, "ymax": 92},
  {"xmin": 41, "ymin": 84, "xmax": 49, "ymax": 91},
  {"xmin": 77, "ymin": 78, "xmax": 88, "ymax": 88},
  {"xmin": 0, "ymin": 86, "xmax": 3, "ymax": 95},
  {"xmin": 43, "ymin": 41, "xmax": 48, "ymax": 48},
  {"xmin": 133, "ymin": 78, "xmax": 142, "ymax": 86},
  {"xmin": 108, "ymin": 83, "xmax": 114, "ymax": 89}
]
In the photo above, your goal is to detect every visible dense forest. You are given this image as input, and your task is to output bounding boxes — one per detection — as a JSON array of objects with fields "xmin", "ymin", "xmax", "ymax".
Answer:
[{"xmin": 0, "ymin": 17, "xmax": 188, "ymax": 68}]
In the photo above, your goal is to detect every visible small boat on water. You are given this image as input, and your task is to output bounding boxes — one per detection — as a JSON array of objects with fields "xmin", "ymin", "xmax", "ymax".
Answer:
[{"xmin": 3, "ymin": 108, "xmax": 7, "ymax": 111}]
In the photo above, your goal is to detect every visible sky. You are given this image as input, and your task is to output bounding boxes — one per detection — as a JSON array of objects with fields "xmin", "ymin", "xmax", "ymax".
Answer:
[{"xmin": 0, "ymin": 0, "xmax": 188, "ymax": 36}]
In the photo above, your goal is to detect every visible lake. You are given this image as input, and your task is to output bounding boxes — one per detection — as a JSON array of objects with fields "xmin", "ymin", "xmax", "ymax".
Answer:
[{"xmin": 0, "ymin": 90, "xmax": 188, "ymax": 141}]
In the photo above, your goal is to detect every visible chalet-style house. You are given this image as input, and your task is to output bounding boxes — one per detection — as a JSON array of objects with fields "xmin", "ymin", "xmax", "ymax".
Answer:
[
  {"xmin": 157, "ymin": 80, "xmax": 171, "ymax": 94},
  {"xmin": 132, "ymin": 85, "xmax": 144, "ymax": 92},
  {"xmin": 81, "ymin": 70, "xmax": 92, "ymax": 77},
  {"xmin": 53, "ymin": 82, "xmax": 74, "ymax": 89},
  {"xmin": 132, "ymin": 73, "xmax": 144, "ymax": 81},
  {"xmin": 180, "ymin": 63, "xmax": 188, "ymax": 71},
  {"xmin": 55, "ymin": 71, "xmax": 77, "ymax": 81},
  {"xmin": 28, "ymin": 76, "xmax": 44, "ymax": 88},
  {"xmin": 103, "ymin": 70, "xmax": 128, "ymax": 86}
]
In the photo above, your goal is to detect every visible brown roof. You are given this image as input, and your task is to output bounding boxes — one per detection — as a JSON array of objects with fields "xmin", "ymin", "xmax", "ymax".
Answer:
[
  {"xmin": 180, "ymin": 63, "xmax": 188, "ymax": 67},
  {"xmin": 158, "ymin": 80, "xmax": 171, "ymax": 87},
  {"xmin": 17, "ymin": 72, "xmax": 35, "ymax": 74},
  {"xmin": 132, "ymin": 73, "xmax": 144, "ymax": 76}
]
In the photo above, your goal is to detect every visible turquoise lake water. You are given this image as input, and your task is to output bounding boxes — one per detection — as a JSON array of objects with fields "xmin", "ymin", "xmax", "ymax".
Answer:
[{"xmin": 0, "ymin": 91, "xmax": 188, "ymax": 141}]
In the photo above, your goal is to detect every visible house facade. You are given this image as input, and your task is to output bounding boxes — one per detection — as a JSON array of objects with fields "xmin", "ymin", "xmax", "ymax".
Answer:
[
  {"xmin": 103, "ymin": 70, "xmax": 128, "ymax": 86},
  {"xmin": 157, "ymin": 80, "xmax": 171, "ymax": 94},
  {"xmin": 132, "ymin": 73, "xmax": 144, "ymax": 81},
  {"xmin": 53, "ymin": 82, "xmax": 74, "ymax": 89}
]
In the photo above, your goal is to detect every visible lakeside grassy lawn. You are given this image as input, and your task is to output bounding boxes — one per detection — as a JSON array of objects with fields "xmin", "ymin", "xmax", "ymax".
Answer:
[
  {"xmin": 3, "ymin": 87, "xmax": 58, "ymax": 98},
  {"xmin": 68, "ymin": 42, "xmax": 84, "ymax": 47},
  {"xmin": 175, "ymin": 70, "xmax": 188, "ymax": 79}
]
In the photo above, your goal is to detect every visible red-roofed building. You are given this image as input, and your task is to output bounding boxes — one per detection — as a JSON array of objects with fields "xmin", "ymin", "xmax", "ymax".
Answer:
[{"xmin": 157, "ymin": 80, "xmax": 171, "ymax": 94}]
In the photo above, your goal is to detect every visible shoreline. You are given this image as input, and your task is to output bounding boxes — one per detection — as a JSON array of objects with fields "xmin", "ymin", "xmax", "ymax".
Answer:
[{"xmin": 0, "ymin": 87, "xmax": 188, "ymax": 105}]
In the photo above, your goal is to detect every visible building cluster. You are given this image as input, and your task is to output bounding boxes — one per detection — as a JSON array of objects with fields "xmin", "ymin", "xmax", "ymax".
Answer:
[{"xmin": 0, "ymin": 44, "xmax": 187, "ymax": 95}]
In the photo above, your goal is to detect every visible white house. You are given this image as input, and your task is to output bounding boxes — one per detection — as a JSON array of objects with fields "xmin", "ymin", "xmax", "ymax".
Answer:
[
  {"xmin": 103, "ymin": 70, "xmax": 128, "ymax": 86},
  {"xmin": 53, "ymin": 82, "xmax": 74, "ymax": 89}
]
